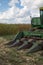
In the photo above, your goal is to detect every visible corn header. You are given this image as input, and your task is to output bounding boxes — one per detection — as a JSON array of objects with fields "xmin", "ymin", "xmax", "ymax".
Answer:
[{"xmin": 6, "ymin": 7, "xmax": 43, "ymax": 53}]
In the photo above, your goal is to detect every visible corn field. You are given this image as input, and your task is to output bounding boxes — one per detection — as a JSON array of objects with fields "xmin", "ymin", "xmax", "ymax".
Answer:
[{"xmin": 0, "ymin": 24, "xmax": 31, "ymax": 35}]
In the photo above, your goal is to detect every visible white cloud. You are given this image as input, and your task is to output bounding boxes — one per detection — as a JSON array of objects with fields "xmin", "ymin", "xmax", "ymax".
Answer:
[
  {"xmin": 0, "ymin": 0, "xmax": 31, "ymax": 24},
  {"xmin": 21, "ymin": 0, "xmax": 30, "ymax": 6},
  {"xmin": 0, "ymin": 0, "xmax": 20, "ymax": 19},
  {"xmin": 14, "ymin": 16, "xmax": 31, "ymax": 24},
  {"xmin": 32, "ymin": 0, "xmax": 43, "ymax": 8},
  {"xmin": 17, "ymin": 6, "xmax": 29, "ymax": 18},
  {"xmin": 0, "ymin": 0, "xmax": 43, "ymax": 24},
  {"xmin": 8, "ymin": 0, "xmax": 19, "ymax": 6},
  {"xmin": 0, "ymin": 16, "xmax": 31, "ymax": 24},
  {"xmin": 0, "ymin": 6, "xmax": 14, "ymax": 19}
]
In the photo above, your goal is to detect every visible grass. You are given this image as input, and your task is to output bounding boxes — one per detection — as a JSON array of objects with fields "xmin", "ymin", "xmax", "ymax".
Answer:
[{"xmin": 0, "ymin": 35, "xmax": 15, "ymax": 40}]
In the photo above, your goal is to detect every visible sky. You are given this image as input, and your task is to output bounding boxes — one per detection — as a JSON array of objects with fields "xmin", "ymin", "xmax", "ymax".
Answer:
[{"xmin": 0, "ymin": 0, "xmax": 43, "ymax": 24}]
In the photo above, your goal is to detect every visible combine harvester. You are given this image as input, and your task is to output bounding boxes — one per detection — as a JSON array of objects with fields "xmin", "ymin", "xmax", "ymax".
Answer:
[{"xmin": 6, "ymin": 7, "xmax": 43, "ymax": 53}]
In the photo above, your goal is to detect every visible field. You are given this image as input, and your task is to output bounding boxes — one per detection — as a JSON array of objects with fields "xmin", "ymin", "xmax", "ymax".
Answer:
[
  {"xmin": 0, "ymin": 24, "xmax": 31, "ymax": 35},
  {"xmin": 0, "ymin": 24, "xmax": 43, "ymax": 65}
]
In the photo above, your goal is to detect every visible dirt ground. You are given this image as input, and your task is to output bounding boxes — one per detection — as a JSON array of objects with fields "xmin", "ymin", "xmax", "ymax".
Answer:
[{"xmin": 0, "ymin": 37, "xmax": 43, "ymax": 65}]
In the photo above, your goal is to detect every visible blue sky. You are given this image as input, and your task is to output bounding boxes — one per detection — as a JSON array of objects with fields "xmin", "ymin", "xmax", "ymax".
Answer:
[
  {"xmin": 0, "ymin": 0, "xmax": 24, "ymax": 12},
  {"xmin": 15, "ymin": 0, "xmax": 24, "ymax": 9},
  {"xmin": 0, "ymin": 0, "xmax": 43, "ymax": 24},
  {"xmin": 0, "ymin": 0, "xmax": 10, "ymax": 12}
]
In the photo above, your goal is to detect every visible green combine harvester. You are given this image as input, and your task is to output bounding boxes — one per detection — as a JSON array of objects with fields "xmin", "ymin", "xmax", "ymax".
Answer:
[{"xmin": 6, "ymin": 7, "xmax": 43, "ymax": 53}]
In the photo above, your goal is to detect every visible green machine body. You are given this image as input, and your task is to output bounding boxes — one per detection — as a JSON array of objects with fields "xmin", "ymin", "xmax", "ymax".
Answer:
[{"xmin": 31, "ymin": 7, "xmax": 43, "ymax": 28}]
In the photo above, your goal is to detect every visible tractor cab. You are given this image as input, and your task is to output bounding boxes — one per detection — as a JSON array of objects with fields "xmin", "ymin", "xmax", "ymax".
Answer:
[
  {"xmin": 31, "ymin": 17, "xmax": 41, "ymax": 27},
  {"xmin": 31, "ymin": 7, "xmax": 43, "ymax": 29}
]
